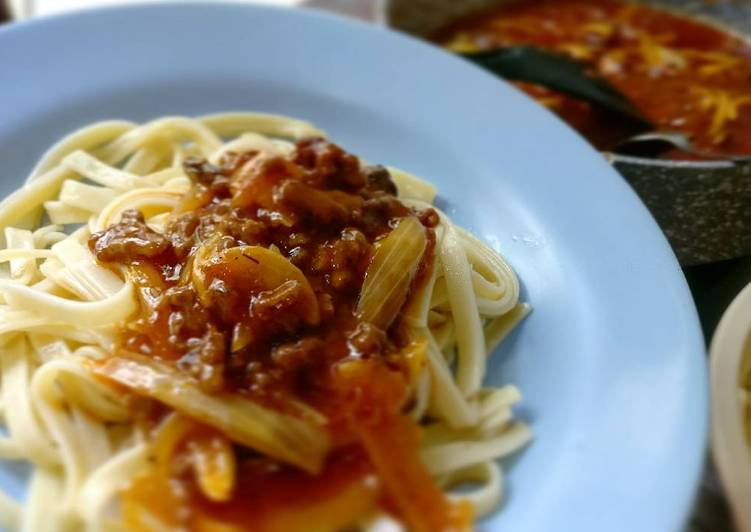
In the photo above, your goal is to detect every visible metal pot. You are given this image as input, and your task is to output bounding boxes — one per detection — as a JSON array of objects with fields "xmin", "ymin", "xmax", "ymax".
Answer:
[
  {"xmin": 383, "ymin": 0, "xmax": 751, "ymax": 38},
  {"xmin": 380, "ymin": 0, "xmax": 751, "ymax": 266}
]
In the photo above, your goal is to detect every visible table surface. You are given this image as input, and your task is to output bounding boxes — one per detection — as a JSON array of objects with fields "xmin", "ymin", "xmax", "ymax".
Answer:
[{"xmin": 0, "ymin": 2, "xmax": 745, "ymax": 531}]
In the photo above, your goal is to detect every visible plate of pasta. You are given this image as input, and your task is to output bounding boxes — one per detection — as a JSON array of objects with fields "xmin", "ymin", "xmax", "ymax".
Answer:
[{"xmin": 0, "ymin": 3, "xmax": 707, "ymax": 532}]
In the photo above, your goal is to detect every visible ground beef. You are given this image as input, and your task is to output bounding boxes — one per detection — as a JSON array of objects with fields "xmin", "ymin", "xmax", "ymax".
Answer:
[
  {"xmin": 273, "ymin": 180, "xmax": 360, "ymax": 225},
  {"xmin": 89, "ymin": 209, "xmax": 171, "ymax": 262},
  {"xmin": 183, "ymin": 157, "xmax": 225, "ymax": 186},
  {"xmin": 363, "ymin": 165, "xmax": 398, "ymax": 196},
  {"xmin": 99, "ymin": 138, "xmax": 435, "ymax": 400},
  {"xmin": 294, "ymin": 138, "xmax": 364, "ymax": 190}
]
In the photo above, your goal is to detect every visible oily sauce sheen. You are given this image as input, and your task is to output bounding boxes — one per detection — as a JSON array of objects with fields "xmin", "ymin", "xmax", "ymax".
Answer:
[
  {"xmin": 88, "ymin": 139, "xmax": 468, "ymax": 530},
  {"xmin": 90, "ymin": 139, "xmax": 422, "ymax": 403},
  {"xmin": 435, "ymin": 0, "xmax": 751, "ymax": 158}
]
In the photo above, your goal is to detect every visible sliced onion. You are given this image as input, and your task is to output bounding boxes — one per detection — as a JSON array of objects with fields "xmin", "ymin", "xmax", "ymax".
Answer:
[
  {"xmin": 189, "ymin": 433, "xmax": 236, "ymax": 502},
  {"xmin": 94, "ymin": 354, "xmax": 330, "ymax": 473},
  {"xmin": 356, "ymin": 216, "xmax": 427, "ymax": 330},
  {"xmin": 196, "ymin": 244, "xmax": 320, "ymax": 326}
]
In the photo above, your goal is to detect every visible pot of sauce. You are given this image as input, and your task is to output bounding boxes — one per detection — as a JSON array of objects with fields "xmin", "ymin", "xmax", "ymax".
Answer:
[{"xmin": 381, "ymin": 0, "xmax": 751, "ymax": 266}]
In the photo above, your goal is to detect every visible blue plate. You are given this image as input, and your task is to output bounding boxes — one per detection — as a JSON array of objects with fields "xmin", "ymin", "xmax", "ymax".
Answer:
[{"xmin": 0, "ymin": 3, "xmax": 707, "ymax": 531}]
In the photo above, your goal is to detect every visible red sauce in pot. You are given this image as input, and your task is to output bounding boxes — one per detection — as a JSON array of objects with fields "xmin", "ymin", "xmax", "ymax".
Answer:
[{"xmin": 435, "ymin": 0, "xmax": 751, "ymax": 158}]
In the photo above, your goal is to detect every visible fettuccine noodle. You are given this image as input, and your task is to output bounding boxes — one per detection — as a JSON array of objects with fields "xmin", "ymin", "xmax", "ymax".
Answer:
[{"xmin": 0, "ymin": 113, "xmax": 531, "ymax": 531}]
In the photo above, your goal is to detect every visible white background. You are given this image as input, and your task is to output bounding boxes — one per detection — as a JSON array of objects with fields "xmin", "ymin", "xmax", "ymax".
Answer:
[{"xmin": 10, "ymin": 0, "xmax": 301, "ymax": 18}]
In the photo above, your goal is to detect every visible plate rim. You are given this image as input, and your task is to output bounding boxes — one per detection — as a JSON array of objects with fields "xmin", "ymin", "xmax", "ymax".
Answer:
[{"xmin": 0, "ymin": 2, "xmax": 708, "ymax": 529}]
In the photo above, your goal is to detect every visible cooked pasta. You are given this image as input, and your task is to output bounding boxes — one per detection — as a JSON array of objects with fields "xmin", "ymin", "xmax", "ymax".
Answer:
[{"xmin": 0, "ymin": 113, "xmax": 531, "ymax": 531}]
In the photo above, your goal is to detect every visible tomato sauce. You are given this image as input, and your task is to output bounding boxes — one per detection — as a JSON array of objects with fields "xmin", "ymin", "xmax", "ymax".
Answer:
[
  {"xmin": 90, "ymin": 139, "xmax": 468, "ymax": 530},
  {"xmin": 434, "ymin": 0, "xmax": 751, "ymax": 157}
]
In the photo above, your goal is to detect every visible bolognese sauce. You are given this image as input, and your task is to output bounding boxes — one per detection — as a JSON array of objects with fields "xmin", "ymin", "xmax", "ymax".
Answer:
[{"xmin": 88, "ymin": 139, "xmax": 470, "ymax": 530}]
